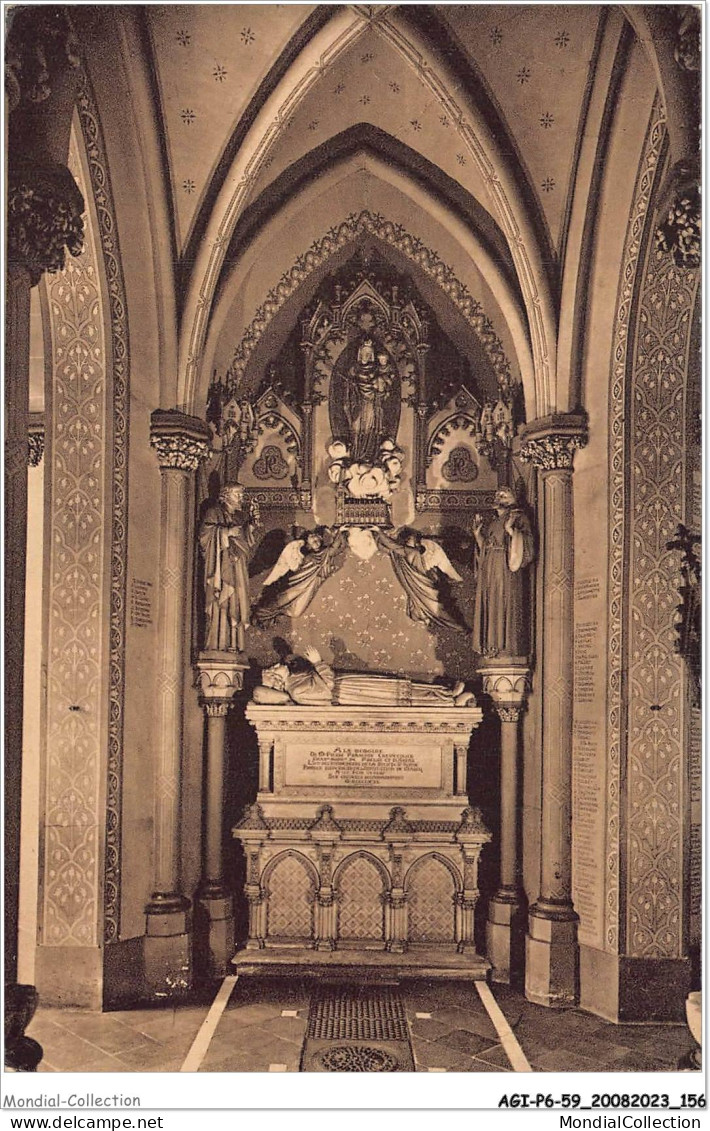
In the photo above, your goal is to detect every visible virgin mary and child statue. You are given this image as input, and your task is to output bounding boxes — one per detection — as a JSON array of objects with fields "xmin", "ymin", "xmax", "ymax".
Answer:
[
  {"xmin": 340, "ymin": 336, "xmax": 398, "ymax": 465},
  {"xmin": 328, "ymin": 337, "xmax": 402, "ymax": 500}
]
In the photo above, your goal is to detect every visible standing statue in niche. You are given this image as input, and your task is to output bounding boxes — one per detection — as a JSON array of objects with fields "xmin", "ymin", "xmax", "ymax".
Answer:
[
  {"xmin": 330, "ymin": 336, "xmax": 401, "ymax": 466},
  {"xmin": 198, "ymin": 484, "xmax": 260, "ymax": 653},
  {"xmin": 205, "ymin": 378, "xmax": 257, "ymax": 489},
  {"xmin": 471, "ymin": 487, "xmax": 535, "ymax": 658}
]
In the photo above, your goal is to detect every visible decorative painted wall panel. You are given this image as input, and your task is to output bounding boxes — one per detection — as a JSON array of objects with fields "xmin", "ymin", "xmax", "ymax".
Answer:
[
  {"xmin": 607, "ymin": 96, "xmax": 699, "ymax": 958},
  {"xmin": 626, "ymin": 216, "xmax": 698, "ymax": 959},
  {"xmin": 41, "ymin": 127, "xmax": 108, "ymax": 947},
  {"xmin": 76, "ymin": 76, "xmax": 130, "ymax": 945},
  {"xmin": 247, "ymin": 537, "xmax": 477, "ymax": 681},
  {"xmin": 605, "ymin": 100, "xmax": 664, "ymax": 952}
]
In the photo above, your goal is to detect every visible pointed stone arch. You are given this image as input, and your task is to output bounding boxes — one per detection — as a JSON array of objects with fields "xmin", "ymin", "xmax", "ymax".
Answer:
[{"xmin": 222, "ymin": 209, "xmax": 516, "ymax": 398}]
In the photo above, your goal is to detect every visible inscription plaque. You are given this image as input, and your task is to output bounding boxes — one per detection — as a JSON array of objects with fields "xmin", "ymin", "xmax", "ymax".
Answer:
[
  {"xmin": 572, "ymin": 718, "xmax": 605, "ymax": 944},
  {"xmin": 573, "ymin": 620, "xmax": 599, "ymax": 704},
  {"xmin": 572, "ymin": 586, "xmax": 605, "ymax": 946},
  {"xmin": 130, "ymin": 577, "xmax": 153, "ymax": 628},
  {"xmin": 284, "ymin": 743, "xmax": 441, "ymax": 789},
  {"xmin": 575, "ymin": 576, "xmax": 601, "ymax": 602}
]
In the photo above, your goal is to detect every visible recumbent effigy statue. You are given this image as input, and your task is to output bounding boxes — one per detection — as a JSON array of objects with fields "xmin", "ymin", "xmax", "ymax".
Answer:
[{"xmin": 252, "ymin": 646, "xmax": 476, "ymax": 707}]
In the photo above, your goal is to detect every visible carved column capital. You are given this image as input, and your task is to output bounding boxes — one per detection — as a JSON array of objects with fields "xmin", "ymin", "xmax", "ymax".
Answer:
[
  {"xmin": 204, "ymin": 702, "xmax": 229, "ymax": 718},
  {"xmin": 27, "ymin": 415, "xmax": 45, "ymax": 467},
  {"xmin": 520, "ymin": 414, "xmax": 588, "ymax": 471},
  {"xmin": 150, "ymin": 410, "xmax": 211, "ymax": 472},
  {"xmin": 497, "ymin": 704, "xmax": 523, "ymax": 724},
  {"xmin": 7, "ymin": 160, "xmax": 84, "ymax": 287}
]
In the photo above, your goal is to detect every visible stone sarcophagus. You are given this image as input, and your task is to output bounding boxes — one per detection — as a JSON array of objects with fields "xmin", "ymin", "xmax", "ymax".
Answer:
[{"xmin": 232, "ymin": 704, "xmax": 490, "ymax": 971}]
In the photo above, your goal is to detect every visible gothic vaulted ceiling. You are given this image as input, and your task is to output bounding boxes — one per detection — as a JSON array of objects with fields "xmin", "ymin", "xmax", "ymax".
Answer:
[
  {"xmin": 147, "ymin": 3, "xmax": 317, "ymax": 249},
  {"xmin": 146, "ymin": 3, "xmax": 604, "ymax": 258}
]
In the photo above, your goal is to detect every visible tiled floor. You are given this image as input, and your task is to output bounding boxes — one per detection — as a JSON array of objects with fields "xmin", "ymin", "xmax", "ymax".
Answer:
[{"xmin": 29, "ymin": 977, "xmax": 698, "ymax": 1074}]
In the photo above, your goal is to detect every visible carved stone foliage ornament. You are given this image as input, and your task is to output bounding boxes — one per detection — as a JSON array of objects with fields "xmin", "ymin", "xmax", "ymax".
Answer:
[
  {"xmin": 150, "ymin": 411, "xmax": 212, "ymax": 472},
  {"xmin": 520, "ymin": 416, "xmax": 588, "ymax": 470},
  {"xmin": 520, "ymin": 433, "xmax": 585, "ymax": 470},
  {"xmin": 5, "ymin": 7, "xmax": 81, "ymax": 111},
  {"xmin": 7, "ymin": 162, "xmax": 84, "ymax": 286},
  {"xmin": 655, "ymin": 169, "xmax": 701, "ymax": 271},
  {"xmin": 27, "ymin": 418, "xmax": 45, "ymax": 467}
]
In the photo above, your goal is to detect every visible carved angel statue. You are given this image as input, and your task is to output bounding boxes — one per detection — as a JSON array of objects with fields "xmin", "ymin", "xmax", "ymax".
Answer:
[
  {"xmin": 253, "ymin": 526, "xmax": 347, "ymax": 624},
  {"xmin": 373, "ymin": 527, "xmax": 467, "ymax": 632}
]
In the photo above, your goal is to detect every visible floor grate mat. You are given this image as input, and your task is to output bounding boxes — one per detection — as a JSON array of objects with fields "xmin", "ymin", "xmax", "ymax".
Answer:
[{"xmin": 301, "ymin": 986, "xmax": 414, "ymax": 1072}]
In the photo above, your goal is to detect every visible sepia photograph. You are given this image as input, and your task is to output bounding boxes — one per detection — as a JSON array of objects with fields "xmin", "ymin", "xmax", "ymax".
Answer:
[{"xmin": 3, "ymin": 0, "xmax": 702, "ymax": 1107}]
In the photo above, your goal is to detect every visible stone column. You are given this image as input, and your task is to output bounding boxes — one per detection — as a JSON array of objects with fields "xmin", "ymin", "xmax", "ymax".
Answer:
[
  {"xmin": 194, "ymin": 657, "xmax": 247, "ymax": 979},
  {"xmin": 454, "ymin": 740, "xmax": 469, "ymax": 797},
  {"xmin": 455, "ymin": 807, "xmax": 491, "ymax": 952},
  {"xmin": 5, "ymin": 264, "xmax": 32, "ymax": 995},
  {"xmin": 257, "ymin": 734, "xmax": 273, "ymax": 794},
  {"xmin": 236, "ymin": 805, "xmax": 269, "ymax": 950},
  {"xmin": 520, "ymin": 415, "xmax": 587, "ymax": 1007},
  {"xmin": 383, "ymin": 807, "xmax": 413, "ymax": 953},
  {"xmin": 309, "ymin": 805, "xmax": 342, "ymax": 951},
  {"xmin": 145, "ymin": 410, "xmax": 210, "ymax": 996},
  {"xmin": 480, "ymin": 663, "xmax": 531, "ymax": 984}
]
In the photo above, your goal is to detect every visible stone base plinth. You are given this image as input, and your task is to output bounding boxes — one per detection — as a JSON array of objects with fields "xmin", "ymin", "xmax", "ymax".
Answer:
[
  {"xmin": 196, "ymin": 893, "xmax": 234, "ymax": 981},
  {"xmin": 234, "ymin": 704, "xmax": 489, "ymax": 962},
  {"xmin": 486, "ymin": 892, "xmax": 526, "ymax": 984},
  {"xmin": 233, "ymin": 945, "xmax": 489, "ymax": 982},
  {"xmin": 525, "ymin": 907, "xmax": 578, "ymax": 1007},
  {"xmin": 144, "ymin": 903, "xmax": 192, "ymax": 998},
  {"xmin": 579, "ymin": 945, "xmax": 690, "ymax": 1023},
  {"xmin": 35, "ymin": 945, "xmax": 104, "ymax": 1009}
]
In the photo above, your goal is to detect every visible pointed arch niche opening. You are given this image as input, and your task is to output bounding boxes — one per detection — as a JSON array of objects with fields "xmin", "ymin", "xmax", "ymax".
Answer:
[{"xmin": 200, "ymin": 154, "xmax": 534, "ymax": 425}]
